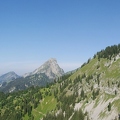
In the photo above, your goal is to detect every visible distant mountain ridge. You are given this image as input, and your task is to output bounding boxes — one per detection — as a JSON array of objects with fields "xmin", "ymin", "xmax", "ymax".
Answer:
[
  {"xmin": 0, "ymin": 58, "xmax": 64, "ymax": 92},
  {"xmin": 1, "ymin": 44, "xmax": 120, "ymax": 120},
  {"xmin": 0, "ymin": 71, "xmax": 20, "ymax": 84}
]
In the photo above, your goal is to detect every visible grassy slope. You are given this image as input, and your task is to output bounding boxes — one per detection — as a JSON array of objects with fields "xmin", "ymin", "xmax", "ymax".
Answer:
[
  {"xmin": 23, "ymin": 88, "xmax": 57, "ymax": 120},
  {"xmin": 23, "ymin": 56, "xmax": 120, "ymax": 120},
  {"xmin": 69, "ymin": 56, "xmax": 120, "ymax": 119},
  {"xmin": 34, "ymin": 95, "xmax": 57, "ymax": 120},
  {"xmin": 70, "ymin": 57, "xmax": 120, "ymax": 85}
]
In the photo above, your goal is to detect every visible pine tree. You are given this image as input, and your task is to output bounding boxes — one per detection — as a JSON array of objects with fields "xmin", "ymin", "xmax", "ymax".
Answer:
[
  {"xmin": 108, "ymin": 102, "xmax": 111, "ymax": 111},
  {"xmin": 81, "ymin": 89, "xmax": 84, "ymax": 99},
  {"xmin": 92, "ymin": 90, "xmax": 96, "ymax": 100}
]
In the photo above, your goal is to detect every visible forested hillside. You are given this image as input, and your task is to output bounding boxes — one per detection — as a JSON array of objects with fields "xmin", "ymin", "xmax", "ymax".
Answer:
[{"xmin": 1, "ymin": 44, "xmax": 120, "ymax": 120}]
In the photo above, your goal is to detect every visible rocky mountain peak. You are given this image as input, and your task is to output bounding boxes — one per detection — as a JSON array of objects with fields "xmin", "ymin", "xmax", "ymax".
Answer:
[
  {"xmin": 0, "ymin": 71, "xmax": 20, "ymax": 83},
  {"xmin": 24, "ymin": 58, "xmax": 64, "ymax": 79},
  {"xmin": 47, "ymin": 58, "xmax": 57, "ymax": 63}
]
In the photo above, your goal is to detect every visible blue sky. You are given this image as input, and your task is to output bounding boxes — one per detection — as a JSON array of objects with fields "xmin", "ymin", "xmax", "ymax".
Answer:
[{"xmin": 0, "ymin": 0, "xmax": 120, "ymax": 75}]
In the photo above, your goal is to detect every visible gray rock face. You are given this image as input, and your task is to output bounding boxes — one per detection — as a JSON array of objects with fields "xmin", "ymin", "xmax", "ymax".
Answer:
[
  {"xmin": 24, "ymin": 58, "xmax": 64, "ymax": 79},
  {"xmin": 0, "ymin": 71, "xmax": 20, "ymax": 83}
]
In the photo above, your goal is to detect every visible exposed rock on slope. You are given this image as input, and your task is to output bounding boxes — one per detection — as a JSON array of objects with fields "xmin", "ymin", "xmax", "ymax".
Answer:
[
  {"xmin": 0, "ymin": 71, "xmax": 20, "ymax": 83},
  {"xmin": 24, "ymin": 58, "xmax": 64, "ymax": 79},
  {"xmin": 0, "ymin": 58, "xmax": 64, "ymax": 92}
]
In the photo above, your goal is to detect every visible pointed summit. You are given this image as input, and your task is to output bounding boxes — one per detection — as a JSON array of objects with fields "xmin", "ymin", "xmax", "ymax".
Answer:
[
  {"xmin": 24, "ymin": 58, "xmax": 64, "ymax": 79},
  {"xmin": 48, "ymin": 58, "xmax": 57, "ymax": 63},
  {"xmin": 0, "ymin": 71, "xmax": 20, "ymax": 83}
]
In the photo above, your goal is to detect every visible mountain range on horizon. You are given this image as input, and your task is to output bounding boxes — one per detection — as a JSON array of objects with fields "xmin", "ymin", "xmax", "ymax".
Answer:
[
  {"xmin": 0, "ymin": 58, "xmax": 64, "ymax": 79},
  {"xmin": 0, "ymin": 58, "xmax": 64, "ymax": 92},
  {"xmin": 1, "ymin": 44, "xmax": 120, "ymax": 120},
  {"xmin": 23, "ymin": 58, "xmax": 64, "ymax": 78}
]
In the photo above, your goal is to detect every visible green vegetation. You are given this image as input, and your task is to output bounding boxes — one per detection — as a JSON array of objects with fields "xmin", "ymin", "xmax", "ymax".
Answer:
[
  {"xmin": 104, "ymin": 93, "xmax": 115, "ymax": 102},
  {"xmin": 0, "ymin": 73, "xmax": 52, "ymax": 93},
  {"xmin": 99, "ymin": 110, "xmax": 107, "ymax": 119},
  {"xmin": 113, "ymin": 99, "xmax": 120, "ymax": 112},
  {"xmin": 96, "ymin": 44, "xmax": 120, "ymax": 60},
  {"xmin": 108, "ymin": 102, "xmax": 112, "ymax": 111},
  {"xmin": 1, "ymin": 44, "xmax": 120, "ymax": 120}
]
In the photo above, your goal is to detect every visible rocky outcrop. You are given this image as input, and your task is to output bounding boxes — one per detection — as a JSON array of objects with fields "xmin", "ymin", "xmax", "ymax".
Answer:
[
  {"xmin": 24, "ymin": 58, "xmax": 64, "ymax": 79},
  {"xmin": 0, "ymin": 71, "xmax": 20, "ymax": 83}
]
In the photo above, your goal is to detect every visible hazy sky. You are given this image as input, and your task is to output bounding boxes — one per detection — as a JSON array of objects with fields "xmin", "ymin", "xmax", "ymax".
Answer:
[{"xmin": 0, "ymin": 0, "xmax": 120, "ymax": 75}]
